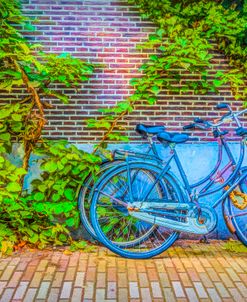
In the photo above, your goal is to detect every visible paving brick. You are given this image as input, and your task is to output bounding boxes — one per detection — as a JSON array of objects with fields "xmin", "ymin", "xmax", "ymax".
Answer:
[
  {"xmin": 13, "ymin": 281, "xmax": 29, "ymax": 300},
  {"xmin": 23, "ymin": 288, "xmax": 37, "ymax": 302},
  {"xmin": 158, "ymin": 272, "xmax": 170, "ymax": 287},
  {"xmin": 138, "ymin": 272, "xmax": 149, "ymax": 287},
  {"xmin": 74, "ymin": 271, "xmax": 85, "ymax": 287},
  {"xmin": 167, "ymin": 267, "xmax": 180, "ymax": 281},
  {"xmin": 172, "ymin": 281, "xmax": 186, "ymax": 298},
  {"xmin": 225, "ymin": 268, "xmax": 241, "ymax": 282},
  {"xmin": 64, "ymin": 266, "xmax": 76, "ymax": 281},
  {"xmin": 107, "ymin": 267, "xmax": 117, "ymax": 282},
  {"xmin": 151, "ymin": 281, "xmax": 162, "ymax": 298},
  {"xmin": 60, "ymin": 281, "xmax": 72, "ymax": 299},
  {"xmin": 219, "ymin": 272, "xmax": 235, "ymax": 288},
  {"xmin": 235, "ymin": 282, "xmax": 247, "ymax": 298},
  {"xmin": 36, "ymin": 260, "xmax": 48, "ymax": 272},
  {"xmin": 207, "ymin": 288, "xmax": 222, "ymax": 302},
  {"xmin": 71, "ymin": 287, "xmax": 83, "ymax": 302},
  {"xmin": 239, "ymin": 273, "xmax": 247, "ymax": 284},
  {"xmin": 107, "ymin": 281, "xmax": 116, "ymax": 299},
  {"xmin": 21, "ymin": 266, "xmax": 36, "ymax": 282},
  {"xmin": 43, "ymin": 266, "xmax": 56, "ymax": 281},
  {"xmin": 128, "ymin": 268, "xmax": 138, "ymax": 282},
  {"xmin": 193, "ymin": 282, "xmax": 208, "ymax": 299},
  {"xmin": 0, "ymin": 281, "xmax": 7, "ymax": 296},
  {"xmin": 163, "ymin": 287, "xmax": 176, "ymax": 302},
  {"xmin": 0, "ymin": 288, "xmax": 15, "ymax": 302},
  {"xmin": 51, "ymin": 271, "xmax": 64, "ymax": 287},
  {"xmin": 118, "ymin": 272, "xmax": 128, "ymax": 287},
  {"xmin": 187, "ymin": 268, "xmax": 200, "ymax": 282},
  {"xmin": 197, "ymin": 272, "xmax": 213, "ymax": 288},
  {"xmin": 129, "ymin": 282, "xmax": 140, "ymax": 298},
  {"xmin": 7, "ymin": 271, "xmax": 23, "ymax": 287},
  {"xmin": 0, "ymin": 241, "xmax": 245, "ymax": 302},
  {"xmin": 47, "ymin": 287, "xmax": 60, "ymax": 302},
  {"xmin": 228, "ymin": 288, "xmax": 244, "ymax": 301},
  {"xmin": 140, "ymin": 288, "xmax": 152, "ymax": 302},
  {"xmin": 36, "ymin": 281, "xmax": 50, "ymax": 299},
  {"xmin": 185, "ymin": 287, "xmax": 199, "ymax": 302},
  {"xmin": 214, "ymin": 282, "xmax": 231, "ymax": 298},
  {"xmin": 179, "ymin": 272, "xmax": 192, "ymax": 287},
  {"xmin": 118, "ymin": 288, "xmax": 128, "ymax": 302},
  {"xmin": 0, "ymin": 266, "xmax": 15, "ymax": 281},
  {"xmin": 29, "ymin": 271, "xmax": 43, "ymax": 287},
  {"xmin": 95, "ymin": 288, "xmax": 105, "ymax": 302},
  {"xmin": 84, "ymin": 281, "xmax": 94, "ymax": 299}
]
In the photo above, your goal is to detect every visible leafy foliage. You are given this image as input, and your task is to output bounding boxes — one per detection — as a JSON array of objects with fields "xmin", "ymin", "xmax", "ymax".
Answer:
[
  {"xmin": 0, "ymin": 0, "xmax": 94, "ymax": 172},
  {"xmin": 128, "ymin": 0, "xmax": 246, "ymax": 102},
  {"xmin": 89, "ymin": 0, "xmax": 246, "ymax": 151},
  {"xmin": 0, "ymin": 0, "xmax": 98, "ymax": 254}
]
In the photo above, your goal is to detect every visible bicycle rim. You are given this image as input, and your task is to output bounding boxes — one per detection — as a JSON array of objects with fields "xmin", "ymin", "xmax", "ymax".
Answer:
[
  {"xmin": 78, "ymin": 160, "xmax": 157, "ymax": 246},
  {"xmin": 78, "ymin": 160, "xmax": 123, "ymax": 240},
  {"xmin": 227, "ymin": 179, "xmax": 247, "ymax": 246},
  {"xmin": 91, "ymin": 162, "xmax": 183, "ymax": 259}
]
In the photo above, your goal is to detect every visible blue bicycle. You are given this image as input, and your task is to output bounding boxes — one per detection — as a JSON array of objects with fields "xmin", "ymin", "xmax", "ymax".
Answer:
[
  {"xmin": 89, "ymin": 103, "xmax": 247, "ymax": 259},
  {"xmin": 78, "ymin": 124, "xmax": 165, "ymax": 241}
]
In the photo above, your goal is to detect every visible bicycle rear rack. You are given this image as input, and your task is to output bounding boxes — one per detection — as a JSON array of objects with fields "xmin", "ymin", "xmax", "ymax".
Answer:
[{"xmin": 113, "ymin": 148, "xmax": 161, "ymax": 162}]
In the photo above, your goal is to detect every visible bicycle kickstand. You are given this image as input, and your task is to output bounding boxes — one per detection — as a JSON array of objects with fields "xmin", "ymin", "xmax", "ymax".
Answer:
[{"xmin": 199, "ymin": 235, "xmax": 210, "ymax": 244}]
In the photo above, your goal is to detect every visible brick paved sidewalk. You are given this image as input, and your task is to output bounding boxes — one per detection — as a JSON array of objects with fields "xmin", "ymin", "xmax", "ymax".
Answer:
[{"xmin": 0, "ymin": 240, "xmax": 246, "ymax": 302}]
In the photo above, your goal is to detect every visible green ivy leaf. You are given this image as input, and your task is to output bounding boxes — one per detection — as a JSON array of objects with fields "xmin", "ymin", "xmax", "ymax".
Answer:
[
  {"xmin": 34, "ymin": 192, "xmax": 45, "ymax": 201},
  {"xmin": 64, "ymin": 188, "xmax": 74, "ymax": 201},
  {"xmin": 6, "ymin": 182, "xmax": 21, "ymax": 192},
  {"xmin": 29, "ymin": 233, "xmax": 39, "ymax": 244},
  {"xmin": 65, "ymin": 217, "xmax": 75, "ymax": 227},
  {"xmin": 43, "ymin": 161, "xmax": 58, "ymax": 173}
]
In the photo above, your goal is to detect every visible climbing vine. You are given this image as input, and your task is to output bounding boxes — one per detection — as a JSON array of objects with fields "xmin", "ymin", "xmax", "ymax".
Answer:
[
  {"xmin": 0, "ymin": 0, "xmax": 100, "ymax": 254},
  {"xmin": 90, "ymin": 0, "xmax": 247, "ymax": 146}
]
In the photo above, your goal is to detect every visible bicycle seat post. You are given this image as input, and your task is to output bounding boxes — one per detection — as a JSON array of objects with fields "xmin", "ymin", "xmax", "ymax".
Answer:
[{"xmin": 147, "ymin": 135, "xmax": 159, "ymax": 157}]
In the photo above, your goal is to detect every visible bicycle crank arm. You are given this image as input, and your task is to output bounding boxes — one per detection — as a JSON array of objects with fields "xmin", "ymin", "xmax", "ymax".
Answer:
[{"xmin": 129, "ymin": 206, "xmax": 217, "ymax": 235}]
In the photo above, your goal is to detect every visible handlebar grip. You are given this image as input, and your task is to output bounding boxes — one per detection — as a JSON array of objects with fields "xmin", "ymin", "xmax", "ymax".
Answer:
[
  {"xmin": 183, "ymin": 123, "xmax": 195, "ymax": 130},
  {"xmin": 194, "ymin": 117, "xmax": 204, "ymax": 123},
  {"xmin": 216, "ymin": 103, "xmax": 228, "ymax": 109}
]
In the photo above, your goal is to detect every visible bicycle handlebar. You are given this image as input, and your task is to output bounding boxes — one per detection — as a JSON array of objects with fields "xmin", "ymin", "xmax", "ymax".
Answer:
[
  {"xmin": 194, "ymin": 117, "xmax": 204, "ymax": 123},
  {"xmin": 183, "ymin": 123, "xmax": 195, "ymax": 130},
  {"xmin": 184, "ymin": 107, "xmax": 247, "ymax": 131}
]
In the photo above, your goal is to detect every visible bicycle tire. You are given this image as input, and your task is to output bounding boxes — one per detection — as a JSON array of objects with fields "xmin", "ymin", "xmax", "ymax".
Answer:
[
  {"xmin": 78, "ymin": 160, "xmax": 123, "ymax": 240},
  {"xmin": 226, "ymin": 172, "xmax": 247, "ymax": 246},
  {"xmin": 78, "ymin": 159, "xmax": 158, "ymax": 246},
  {"xmin": 90, "ymin": 161, "xmax": 184, "ymax": 259}
]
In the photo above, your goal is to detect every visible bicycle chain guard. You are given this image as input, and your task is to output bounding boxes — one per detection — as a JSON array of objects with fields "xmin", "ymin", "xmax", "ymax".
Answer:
[{"xmin": 129, "ymin": 203, "xmax": 217, "ymax": 235}]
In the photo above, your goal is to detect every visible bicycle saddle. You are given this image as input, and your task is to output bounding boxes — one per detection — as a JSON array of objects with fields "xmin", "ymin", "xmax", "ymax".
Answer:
[
  {"xmin": 157, "ymin": 131, "xmax": 190, "ymax": 144},
  {"xmin": 135, "ymin": 124, "xmax": 165, "ymax": 137},
  {"xmin": 236, "ymin": 127, "xmax": 247, "ymax": 136}
]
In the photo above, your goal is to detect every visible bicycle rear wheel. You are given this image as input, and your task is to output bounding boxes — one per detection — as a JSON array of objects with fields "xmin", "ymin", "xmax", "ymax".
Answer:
[
  {"xmin": 78, "ymin": 160, "xmax": 123, "ymax": 240},
  {"xmin": 90, "ymin": 162, "xmax": 183, "ymax": 259},
  {"xmin": 226, "ymin": 174, "xmax": 247, "ymax": 246}
]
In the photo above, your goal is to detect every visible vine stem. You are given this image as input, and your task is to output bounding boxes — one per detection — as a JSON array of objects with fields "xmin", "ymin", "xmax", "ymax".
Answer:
[
  {"xmin": 93, "ymin": 109, "xmax": 129, "ymax": 154},
  {"xmin": 12, "ymin": 59, "xmax": 46, "ymax": 187}
]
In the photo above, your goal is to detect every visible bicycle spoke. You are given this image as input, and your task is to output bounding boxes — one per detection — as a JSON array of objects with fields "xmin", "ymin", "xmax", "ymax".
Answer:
[{"xmin": 92, "ymin": 163, "xmax": 181, "ymax": 257}]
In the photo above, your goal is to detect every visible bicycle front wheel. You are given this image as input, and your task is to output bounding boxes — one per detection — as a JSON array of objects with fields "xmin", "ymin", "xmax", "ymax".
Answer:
[{"xmin": 90, "ymin": 162, "xmax": 184, "ymax": 259}]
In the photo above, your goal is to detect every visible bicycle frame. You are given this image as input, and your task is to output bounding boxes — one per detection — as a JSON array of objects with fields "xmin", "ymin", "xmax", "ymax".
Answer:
[
  {"xmin": 113, "ymin": 107, "xmax": 247, "ymax": 213},
  {"xmin": 157, "ymin": 136, "xmax": 247, "ymax": 210}
]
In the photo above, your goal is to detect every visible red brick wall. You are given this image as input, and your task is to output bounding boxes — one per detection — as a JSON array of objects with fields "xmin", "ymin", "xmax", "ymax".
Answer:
[{"xmin": 3, "ymin": 0, "xmax": 245, "ymax": 142}]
